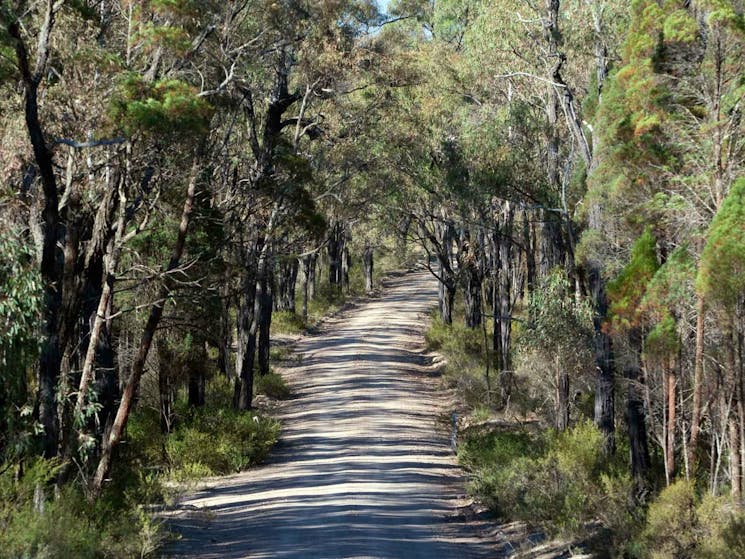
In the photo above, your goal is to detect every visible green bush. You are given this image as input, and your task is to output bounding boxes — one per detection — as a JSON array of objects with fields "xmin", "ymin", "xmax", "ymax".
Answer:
[
  {"xmin": 255, "ymin": 372, "xmax": 291, "ymax": 399},
  {"xmin": 165, "ymin": 407, "xmax": 279, "ymax": 477},
  {"xmin": 271, "ymin": 311, "xmax": 306, "ymax": 335},
  {"xmin": 460, "ymin": 421, "xmax": 635, "ymax": 539},
  {"xmin": 640, "ymin": 481, "xmax": 745, "ymax": 559},
  {"xmin": 425, "ymin": 311, "xmax": 493, "ymax": 408},
  {"xmin": 0, "ymin": 459, "xmax": 162, "ymax": 558}
]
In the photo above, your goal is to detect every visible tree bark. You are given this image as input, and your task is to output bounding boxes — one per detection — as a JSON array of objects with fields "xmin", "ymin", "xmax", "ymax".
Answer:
[
  {"xmin": 301, "ymin": 254, "xmax": 311, "ymax": 323},
  {"xmin": 498, "ymin": 202, "xmax": 515, "ymax": 405},
  {"xmin": 665, "ymin": 357, "xmax": 677, "ymax": 484},
  {"xmin": 688, "ymin": 293, "xmax": 705, "ymax": 471},
  {"xmin": 235, "ymin": 261, "xmax": 257, "ymax": 410},
  {"xmin": 627, "ymin": 328, "xmax": 650, "ymax": 486},
  {"xmin": 556, "ymin": 358, "xmax": 570, "ymax": 431},
  {"xmin": 275, "ymin": 256, "xmax": 298, "ymax": 313},
  {"xmin": 92, "ymin": 152, "xmax": 201, "ymax": 495},
  {"xmin": 363, "ymin": 245, "xmax": 374, "ymax": 293},
  {"xmin": 257, "ymin": 262, "xmax": 273, "ymax": 377},
  {"xmin": 10, "ymin": 6, "xmax": 64, "ymax": 458},
  {"xmin": 589, "ymin": 263, "xmax": 615, "ymax": 454}
]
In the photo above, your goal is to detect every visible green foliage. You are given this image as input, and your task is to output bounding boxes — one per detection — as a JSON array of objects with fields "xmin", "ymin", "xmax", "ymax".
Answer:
[
  {"xmin": 697, "ymin": 177, "xmax": 745, "ymax": 309},
  {"xmin": 0, "ymin": 231, "xmax": 43, "ymax": 458},
  {"xmin": 255, "ymin": 372, "xmax": 291, "ymax": 399},
  {"xmin": 123, "ymin": 379, "xmax": 280, "ymax": 483},
  {"xmin": 663, "ymin": 9, "xmax": 700, "ymax": 43},
  {"xmin": 271, "ymin": 311, "xmax": 307, "ymax": 335},
  {"xmin": 607, "ymin": 228, "xmax": 659, "ymax": 331},
  {"xmin": 425, "ymin": 309, "xmax": 491, "ymax": 407},
  {"xmin": 0, "ymin": 459, "xmax": 162, "ymax": 558},
  {"xmin": 165, "ymin": 407, "xmax": 279, "ymax": 477},
  {"xmin": 628, "ymin": 480, "xmax": 745, "ymax": 558},
  {"xmin": 525, "ymin": 268, "xmax": 594, "ymax": 349},
  {"xmin": 109, "ymin": 74, "xmax": 213, "ymax": 136},
  {"xmin": 460, "ymin": 421, "xmax": 637, "ymax": 538}
]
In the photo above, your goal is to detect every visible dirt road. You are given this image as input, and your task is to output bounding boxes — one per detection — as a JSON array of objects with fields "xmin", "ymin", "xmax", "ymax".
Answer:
[{"xmin": 165, "ymin": 271, "xmax": 493, "ymax": 558}]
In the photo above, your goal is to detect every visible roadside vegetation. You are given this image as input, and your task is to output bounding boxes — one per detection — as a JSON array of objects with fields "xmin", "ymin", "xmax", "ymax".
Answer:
[{"xmin": 429, "ymin": 297, "xmax": 745, "ymax": 558}]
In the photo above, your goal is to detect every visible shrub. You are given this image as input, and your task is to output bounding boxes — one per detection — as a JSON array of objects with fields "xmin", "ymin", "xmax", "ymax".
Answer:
[
  {"xmin": 460, "ymin": 421, "xmax": 635, "ymax": 540},
  {"xmin": 271, "ymin": 311, "xmax": 306, "ymax": 335},
  {"xmin": 165, "ymin": 407, "xmax": 279, "ymax": 477},
  {"xmin": 642, "ymin": 480, "xmax": 698, "ymax": 559},
  {"xmin": 0, "ymin": 459, "xmax": 162, "ymax": 558},
  {"xmin": 255, "ymin": 372, "xmax": 291, "ymax": 399},
  {"xmin": 639, "ymin": 483, "xmax": 745, "ymax": 559}
]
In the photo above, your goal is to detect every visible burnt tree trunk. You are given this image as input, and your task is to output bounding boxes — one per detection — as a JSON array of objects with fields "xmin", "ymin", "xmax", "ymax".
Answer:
[
  {"xmin": 460, "ymin": 234, "xmax": 482, "ymax": 329},
  {"xmin": 301, "ymin": 255, "xmax": 311, "ymax": 323},
  {"xmin": 308, "ymin": 253, "xmax": 317, "ymax": 300},
  {"xmin": 157, "ymin": 342, "xmax": 174, "ymax": 434},
  {"xmin": 589, "ymin": 263, "xmax": 616, "ymax": 454},
  {"xmin": 328, "ymin": 222, "xmax": 343, "ymax": 287},
  {"xmin": 187, "ymin": 343, "xmax": 207, "ymax": 408},
  {"xmin": 342, "ymin": 244, "xmax": 351, "ymax": 293},
  {"xmin": 556, "ymin": 361, "xmax": 570, "ymax": 431}
]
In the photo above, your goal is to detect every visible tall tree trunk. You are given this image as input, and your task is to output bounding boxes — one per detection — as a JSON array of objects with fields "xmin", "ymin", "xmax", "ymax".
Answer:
[
  {"xmin": 523, "ymin": 209, "xmax": 536, "ymax": 297},
  {"xmin": 328, "ymin": 222, "xmax": 343, "ymax": 287},
  {"xmin": 157, "ymin": 342, "xmax": 174, "ymax": 434},
  {"xmin": 235, "ymin": 263, "xmax": 257, "ymax": 410},
  {"xmin": 688, "ymin": 294, "xmax": 706, "ymax": 471},
  {"xmin": 498, "ymin": 202, "xmax": 515, "ymax": 406},
  {"xmin": 728, "ymin": 319, "xmax": 742, "ymax": 502},
  {"xmin": 10, "ymin": 8, "xmax": 64, "ymax": 458},
  {"xmin": 257, "ymin": 263, "xmax": 273, "ymax": 377},
  {"xmin": 308, "ymin": 253, "xmax": 317, "ymax": 300},
  {"xmin": 463, "ymin": 261, "xmax": 482, "ymax": 328},
  {"xmin": 627, "ymin": 328, "xmax": 650, "ymax": 487},
  {"xmin": 589, "ymin": 263, "xmax": 615, "ymax": 454},
  {"xmin": 275, "ymin": 256, "xmax": 298, "ymax": 313},
  {"xmin": 217, "ymin": 277, "xmax": 233, "ymax": 380},
  {"xmin": 665, "ymin": 357, "xmax": 677, "ymax": 484},
  {"xmin": 92, "ymin": 152, "xmax": 201, "ymax": 495},
  {"xmin": 301, "ymin": 254, "xmax": 311, "ymax": 323},
  {"xmin": 187, "ymin": 343, "xmax": 206, "ymax": 407},
  {"xmin": 556, "ymin": 354, "xmax": 569, "ymax": 431},
  {"xmin": 363, "ymin": 245, "xmax": 374, "ymax": 293},
  {"xmin": 342, "ymin": 244, "xmax": 351, "ymax": 294}
]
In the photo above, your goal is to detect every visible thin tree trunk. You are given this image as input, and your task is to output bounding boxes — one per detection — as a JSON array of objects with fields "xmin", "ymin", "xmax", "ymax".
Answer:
[
  {"xmin": 301, "ymin": 255, "xmax": 311, "ymax": 323},
  {"xmin": 363, "ymin": 245, "xmax": 374, "ymax": 293},
  {"xmin": 627, "ymin": 328, "xmax": 650, "ymax": 487},
  {"xmin": 666, "ymin": 358, "xmax": 677, "ymax": 483},
  {"xmin": 92, "ymin": 153, "xmax": 201, "ymax": 496},
  {"xmin": 498, "ymin": 202, "xmax": 515, "ymax": 406},
  {"xmin": 257, "ymin": 263, "xmax": 273, "ymax": 377},
  {"xmin": 308, "ymin": 253, "xmax": 317, "ymax": 300},
  {"xmin": 556, "ymin": 355, "xmax": 569, "ymax": 431}
]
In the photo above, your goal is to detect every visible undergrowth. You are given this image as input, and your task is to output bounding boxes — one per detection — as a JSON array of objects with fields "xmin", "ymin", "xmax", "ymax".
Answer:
[
  {"xmin": 430, "ymin": 294, "xmax": 745, "ymax": 558},
  {"xmin": 126, "ymin": 378, "xmax": 280, "ymax": 481},
  {"xmin": 255, "ymin": 371, "xmax": 291, "ymax": 399},
  {"xmin": 0, "ymin": 459, "xmax": 163, "ymax": 558}
]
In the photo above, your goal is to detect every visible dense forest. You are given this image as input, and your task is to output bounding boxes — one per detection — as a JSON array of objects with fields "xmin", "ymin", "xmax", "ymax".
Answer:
[{"xmin": 2, "ymin": 0, "xmax": 745, "ymax": 557}]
